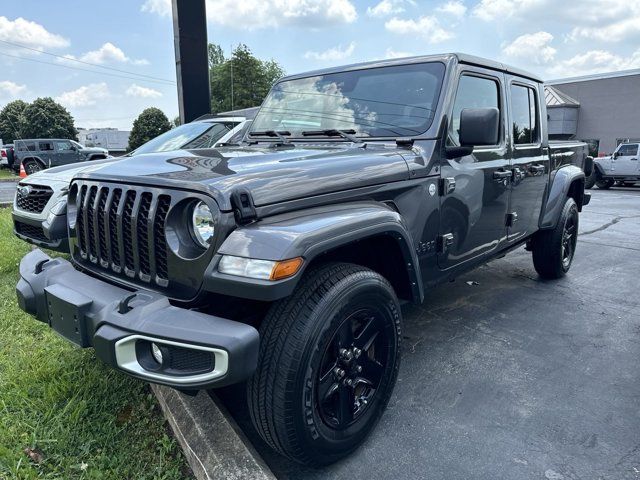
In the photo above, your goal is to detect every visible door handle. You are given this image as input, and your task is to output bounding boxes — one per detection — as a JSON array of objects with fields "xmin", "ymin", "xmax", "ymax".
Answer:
[
  {"xmin": 631, "ymin": 158, "xmax": 638, "ymax": 161},
  {"xmin": 493, "ymin": 169, "xmax": 512, "ymax": 180},
  {"xmin": 529, "ymin": 164, "xmax": 545, "ymax": 173}
]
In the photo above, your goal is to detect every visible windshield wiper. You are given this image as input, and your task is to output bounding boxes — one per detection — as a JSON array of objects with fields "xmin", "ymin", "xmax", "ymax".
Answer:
[
  {"xmin": 301, "ymin": 129, "xmax": 359, "ymax": 143},
  {"xmin": 250, "ymin": 130, "xmax": 291, "ymax": 144}
]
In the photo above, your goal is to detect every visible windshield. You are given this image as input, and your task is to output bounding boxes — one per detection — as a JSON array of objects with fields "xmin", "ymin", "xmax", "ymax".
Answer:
[
  {"xmin": 251, "ymin": 62, "xmax": 445, "ymax": 139},
  {"xmin": 132, "ymin": 121, "xmax": 238, "ymax": 155}
]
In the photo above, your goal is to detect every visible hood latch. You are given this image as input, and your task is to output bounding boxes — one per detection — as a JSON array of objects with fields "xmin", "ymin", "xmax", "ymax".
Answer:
[{"xmin": 231, "ymin": 188, "xmax": 258, "ymax": 225}]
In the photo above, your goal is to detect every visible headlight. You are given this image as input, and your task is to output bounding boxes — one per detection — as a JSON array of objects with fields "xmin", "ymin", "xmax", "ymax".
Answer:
[
  {"xmin": 218, "ymin": 255, "xmax": 304, "ymax": 281},
  {"xmin": 191, "ymin": 201, "xmax": 215, "ymax": 248}
]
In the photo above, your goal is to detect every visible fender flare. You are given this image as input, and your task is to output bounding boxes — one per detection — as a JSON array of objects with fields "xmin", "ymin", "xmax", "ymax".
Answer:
[
  {"xmin": 540, "ymin": 165, "xmax": 585, "ymax": 229},
  {"xmin": 593, "ymin": 161, "xmax": 606, "ymax": 177},
  {"xmin": 203, "ymin": 202, "xmax": 423, "ymax": 303}
]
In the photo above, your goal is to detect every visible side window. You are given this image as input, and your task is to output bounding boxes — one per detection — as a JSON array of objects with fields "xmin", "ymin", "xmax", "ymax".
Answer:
[
  {"xmin": 618, "ymin": 144, "xmax": 638, "ymax": 156},
  {"xmin": 39, "ymin": 141, "xmax": 54, "ymax": 151},
  {"xmin": 55, "ymin": 140, "xmax": 73, "ymax": 151},
  {"xmin": 510, "ymin": 84, "xmax": 539, "ymax": 145},
  {"xmin": 23, "ymin": 142, "xmax": 36, "ymax": 151},
  {"xmin": 449, "ymin": 75, "xmax": 500, "ymax": 146}
]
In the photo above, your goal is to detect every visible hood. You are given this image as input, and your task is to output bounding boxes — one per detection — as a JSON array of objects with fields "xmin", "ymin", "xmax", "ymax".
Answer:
[
  {"xmin": 81, "ymin": 146, "xmax": 109, "ymax": 153},
  {"xmin": 76, "ymin": 144, "xmax": 410, "ymax": 210},
  {"xmin": 24, "ymin": 157, "xmax": 117, "ymax": 184}
]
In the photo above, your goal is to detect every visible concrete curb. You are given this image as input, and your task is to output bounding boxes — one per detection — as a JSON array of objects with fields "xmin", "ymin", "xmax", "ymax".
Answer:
[
  {"xmin": 0, "ymin": 177, "xmax": 19, "ymax": 183},
  {"xmin": 151, "ymin": 385, "xmax": 276, "ymax": 480}
]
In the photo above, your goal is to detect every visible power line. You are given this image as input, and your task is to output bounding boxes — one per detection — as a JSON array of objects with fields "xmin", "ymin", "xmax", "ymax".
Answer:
[
  {"xmin": 0, "ymin": 50, "xmax": 175, "ymax": 86},
  {"xmin": 0, "ymin": 39, "xmax": 175, "ymax": 84}
]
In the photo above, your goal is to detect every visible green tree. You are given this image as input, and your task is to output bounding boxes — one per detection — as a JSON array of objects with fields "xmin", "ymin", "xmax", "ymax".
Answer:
[
  {"xmin": 0, "ymin": 100, "xmax": 28, "ymax": 144},
  {"xmin": 128, "ymin": 107, "xmax": 171, "ymax": 151},
  {"xmin": 15, "ymin": 98, "xmax": 76, "ymax": 140},
  {"xmin": 209, "ymin": 44, "xmax": 285, "ymax": 113}
]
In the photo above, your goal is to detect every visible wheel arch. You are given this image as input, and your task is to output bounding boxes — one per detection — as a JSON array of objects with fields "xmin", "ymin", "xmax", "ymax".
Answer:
[{"xmin": 540, "ymin": 165, "xmax": 585, "ymax": 229}]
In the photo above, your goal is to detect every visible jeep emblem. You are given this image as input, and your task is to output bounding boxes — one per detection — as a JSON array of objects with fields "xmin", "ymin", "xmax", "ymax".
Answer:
[{"xmin": 428, "ymin": 183, "xmax": 436, "ymax": 196}]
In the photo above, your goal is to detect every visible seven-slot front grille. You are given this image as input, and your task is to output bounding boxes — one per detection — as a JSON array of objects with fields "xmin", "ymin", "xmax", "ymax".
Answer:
[
  {"xmin": 74, "ymin": 183, "xmax": 171, "ymax": 286},
  {"xmin": 16, "ymin": 184, "xmax": 54, "ymax": 213}
]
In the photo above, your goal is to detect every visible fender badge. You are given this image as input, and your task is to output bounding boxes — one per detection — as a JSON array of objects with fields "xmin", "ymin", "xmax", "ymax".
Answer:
[{"xmin": 428, "ymin": 183, "xmax": 436, "ymax": 196}]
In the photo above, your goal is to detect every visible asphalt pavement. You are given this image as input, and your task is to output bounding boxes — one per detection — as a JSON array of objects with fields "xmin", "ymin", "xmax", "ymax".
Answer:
[
  {"xmin": 0, "ymin": 178, "xmax": 18, "ymax": 204},
  {"xmin": 218, "ymin": 187, "xmax": 640, "ymax": 480}
]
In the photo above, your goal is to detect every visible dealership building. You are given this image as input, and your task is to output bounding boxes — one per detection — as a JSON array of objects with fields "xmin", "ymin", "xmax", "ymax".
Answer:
[{"xmin": 545, "ymin": 68, "xmax": 640, "ymax": 156}]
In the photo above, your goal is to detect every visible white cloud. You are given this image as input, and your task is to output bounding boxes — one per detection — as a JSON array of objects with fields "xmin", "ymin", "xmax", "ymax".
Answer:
[
  {"xmin": 548, "ymin": 49, "xmax": 640, "ymax": 77},
  {"xmin": 141, "ymin": 0, "xmax": 357, "ymax": 28},
  {"xmin": 126, "ymin": 84, "xmax": 162, "ymax": 98},
  {"xmin": 569, "ymin": 16, "xmax": 640, "ymax": 43},
  {"xmin": 0, "ymin": 80, "xmax": 27, "ymax": 98},
  {"xmin": 436, "ymin": 1, "xmax": 467, "ymax": 18},
  {"xmin": 473, "ymin": 0, "xmax": 543, "ymax": 21},
  {"xmin": 304, "ymin": 42, "xmax": 355, "ymax": 61},
  {"xmin": 56, "ymin": 83, "xmax": 110, "ymax": 108},
  {"xmin": 0, "ymin": 16, "xmax": 69, "ymax": 52},
  {"xmin": 503, "ymin": 31, "xmax": 556, "ymax": 64},
  {"xmin": 384, "ymin": 47, "xmax": 415, "ymax": 59},
  {"xmin": 65, "ymin": 43, "xmax": 149, "ymax": 66},
  {"xmin": 385, "ymin": 15, "xmax": 453, "ymax": 43},
  {"xmin": 367, "ymin": 0, "xmax": 406, "ymax": 18}
]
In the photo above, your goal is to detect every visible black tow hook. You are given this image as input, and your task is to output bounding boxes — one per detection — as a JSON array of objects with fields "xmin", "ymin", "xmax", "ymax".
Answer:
[{"xmin": 118, "ymin": 293, "xmax": 137, "ymax": 314}]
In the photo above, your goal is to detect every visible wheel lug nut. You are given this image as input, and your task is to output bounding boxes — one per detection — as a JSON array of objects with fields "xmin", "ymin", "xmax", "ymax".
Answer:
[
  {"xmin": 345, "ymin": 379, "xmax": 353, "ymax": 386},
  {"xmin": 339, "ymin": 348, "xmax": 347, "ymax": 357},
  {"xmin": 354, "ymin": 348, "xmax": 361, "ymax": 358},
  {"xmin": 334, "ymin": 368, "xmax": 345, "ymax": 378},
  {"xmin": 356, "ymin": 365, "xmax": 362, "ymax": 373}
]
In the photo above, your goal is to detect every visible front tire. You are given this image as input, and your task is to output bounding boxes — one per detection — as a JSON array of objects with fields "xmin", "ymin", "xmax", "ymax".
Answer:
[
  {"xmin": 247, "ymin": 263, "xmax": 402, "ymax": 466},
  {"xmin": 584, "ymin": 169, "xmax": 596, "ymax": 189},
  {"xmin": 531, "ymin": 197, "xmax": 579, "ymax": 279}
]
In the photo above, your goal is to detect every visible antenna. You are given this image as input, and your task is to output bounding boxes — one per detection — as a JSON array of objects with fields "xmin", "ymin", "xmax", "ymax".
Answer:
[{"xmin": 230, "ymin": 43, "xmax": 234, "ymax": 112}]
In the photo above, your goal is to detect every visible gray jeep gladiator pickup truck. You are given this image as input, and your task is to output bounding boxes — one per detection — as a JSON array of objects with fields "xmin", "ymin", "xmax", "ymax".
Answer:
[
  {"xmin": 15, "ymin": 139, "xmax": 108, "ymax": 174},
  {"xmin": 16, "ymin": 53, "xmax": 591, "ymax": 466}
]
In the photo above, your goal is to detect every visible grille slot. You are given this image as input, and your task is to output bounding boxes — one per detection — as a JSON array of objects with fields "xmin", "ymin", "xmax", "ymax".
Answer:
[
  {"xmin": 16, "ymin": 184, "xmax": 54, "ymax": 213},
  {"xmin": 74, "ymin": 184, "xmax": 171, "ymax": 286},
  {"xmin": 15, "ymin": 221, "xmax": 48, "ymax": 242}
]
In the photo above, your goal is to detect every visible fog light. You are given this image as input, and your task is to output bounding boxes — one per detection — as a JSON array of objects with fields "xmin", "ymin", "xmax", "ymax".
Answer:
[{"xmin": 151, "ymin": 342, "xmax": 164, "ymax": 365}]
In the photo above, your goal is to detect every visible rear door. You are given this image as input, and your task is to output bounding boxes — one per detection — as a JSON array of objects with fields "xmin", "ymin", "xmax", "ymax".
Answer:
[
  {"xmin": 613, "ymin": 143, "xmax": 639, "ymax": 176},
  {"xmin": 438, "ymin": 68, "xmax": 510, "ymax": 270},
  {"xmin": 506, "ymin": 78, "xmax": 548, "ymax": 242},
  {"xmin": 38, "ymin": 141, "xmax": 56, "ymax": 167}
]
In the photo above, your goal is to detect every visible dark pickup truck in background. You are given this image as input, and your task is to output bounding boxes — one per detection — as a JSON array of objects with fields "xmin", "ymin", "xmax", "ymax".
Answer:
[
  {"xmin": 14, "ymin": 139, "xmax": 109, "ymax": 174},
  {"xmin": 16, "ymin": 53, "xmax": 591, "ymax": 466}
]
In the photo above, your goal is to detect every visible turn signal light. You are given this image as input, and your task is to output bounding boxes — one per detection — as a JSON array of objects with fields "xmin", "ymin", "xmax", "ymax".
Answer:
[{"xmin": 271, "ymin": 257, "xmax": 304, "ymax": 280}]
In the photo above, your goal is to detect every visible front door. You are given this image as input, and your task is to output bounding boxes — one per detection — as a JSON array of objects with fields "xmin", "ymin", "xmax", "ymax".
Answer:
[
  {"xmin": 54, "ymin": 140, "xmax": 80, "ymax": 166},
  {"xmin": 506, "ymin": 78, "xmax": 548, "ymax": 242},
  {"xmin": 438, "ymin": 70, "xmax": 510, "ymax": 270},
  {"xmin": 613, "ymin": 143, "xmax": 639, "ymax": 176}
]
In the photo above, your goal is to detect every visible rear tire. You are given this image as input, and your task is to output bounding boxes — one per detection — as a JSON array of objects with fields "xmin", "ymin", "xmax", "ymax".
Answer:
[
  {"xmin": 247, "ymin": 263, "xmax": 402, "ymax": 466},
  {"xmin": 23, "ymin": 159, "xmax": 42, "ymax": 175},
  {"xmin": 584, "ymin": 169, "xmax": 596, "ymax": 189},
  {"xmin": 531, "ymin": 197, "xmax": 579, "ymax": 279},
  {"xmin": 595, "ymin": 178, "xmax": 614, "ymax": 189}
]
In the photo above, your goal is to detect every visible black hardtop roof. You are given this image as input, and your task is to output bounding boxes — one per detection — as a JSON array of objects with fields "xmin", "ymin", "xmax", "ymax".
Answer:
[{"xmin": 279, "ymin": 52, "xmax": 543, "ymax": 84}]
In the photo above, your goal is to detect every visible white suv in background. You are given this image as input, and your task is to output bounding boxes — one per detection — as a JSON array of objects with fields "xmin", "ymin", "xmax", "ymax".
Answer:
[{"xmin": 594, "ymin": 142, "xmax": 640, "ymax": 189}]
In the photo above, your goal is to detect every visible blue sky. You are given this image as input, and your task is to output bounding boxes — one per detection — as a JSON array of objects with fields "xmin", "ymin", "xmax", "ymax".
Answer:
[{"xmin": 1, "ymin": 0, "xmax": 639, "ymax": 130}]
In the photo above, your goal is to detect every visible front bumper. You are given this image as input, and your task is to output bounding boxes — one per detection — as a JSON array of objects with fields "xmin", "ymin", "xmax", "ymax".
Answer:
[
  {"xmin": 16, "ymin": 249, "xmax": 259, "ymax": 389},
  {"xmin": 13, "ymin": 210, "xmax": 69, "ymax": 252}
]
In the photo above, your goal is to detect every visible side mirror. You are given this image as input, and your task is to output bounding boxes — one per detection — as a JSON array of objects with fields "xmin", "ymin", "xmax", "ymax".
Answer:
[
  {"xmin": 612, "ymin": 151, "xmax": 618, "ymax": 159},
  {"xmin": 459, "ymin": 107, "xmax": 500, "ymax": 147}
]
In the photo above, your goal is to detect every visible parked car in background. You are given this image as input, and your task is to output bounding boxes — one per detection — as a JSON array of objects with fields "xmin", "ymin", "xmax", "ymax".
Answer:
[
  {"xmin": 593, "ymin": 142, "xmax": 640, "ymax": 188},
  {"xmin": 15, "ymin": 53, "xmax": 591, "ymax": 466},
  {"xmin": 1, "ymin": 144, "xmax": 15, "ymax": 170},
  {"xmin": 14, "ymin": 139, "xmax": 109, "ymax": 175},
  {"xmin": 12, "ymin": 111, "xmax": 257, "ymax": 251}
]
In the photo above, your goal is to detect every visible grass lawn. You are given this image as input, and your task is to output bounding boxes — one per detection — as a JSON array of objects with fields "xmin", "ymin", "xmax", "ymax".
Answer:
[
  {"xmin": 0, "ymin": 207, "xmax": 192, "ymax": 479},
  {"xmin": 0, "ymin": 168, "xmax": 17, "ymax": 180}
]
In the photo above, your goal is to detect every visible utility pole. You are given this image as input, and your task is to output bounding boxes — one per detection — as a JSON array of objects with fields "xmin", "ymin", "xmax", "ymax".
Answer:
[{"xmin": 172, "ymin": 0, "xmax": 210, "ymax": 123}]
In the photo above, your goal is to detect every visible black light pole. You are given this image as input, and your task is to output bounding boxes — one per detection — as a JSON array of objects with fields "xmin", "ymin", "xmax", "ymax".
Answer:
[{"xmin": 172, "ymin": 0, "xmax": 210, "ymax": 124}]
